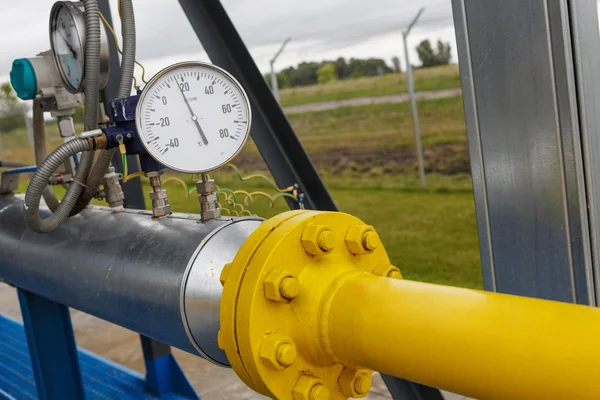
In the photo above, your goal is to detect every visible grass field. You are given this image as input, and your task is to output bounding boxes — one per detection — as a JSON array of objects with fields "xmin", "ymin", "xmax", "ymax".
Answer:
[
  {"xmin": 279, "ymin": 64, "xmax": 460, "ymax": 107},
  {"xmin": 2, "ymin": 68, "xmax": 482, "ymax": 289}
]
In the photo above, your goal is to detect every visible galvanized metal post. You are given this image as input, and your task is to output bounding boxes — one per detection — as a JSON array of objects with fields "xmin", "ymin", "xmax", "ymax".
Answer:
[
  {"xmin": 452, "ymin": 0, "xmax": 599, "ymax": 304},
  {"xmin": 402, "ymin": 9, "xmax": 426, "ymax": 190},
  {"xmin": 269, "ymin": 38, "xmax": 291, "ymax": 103}
]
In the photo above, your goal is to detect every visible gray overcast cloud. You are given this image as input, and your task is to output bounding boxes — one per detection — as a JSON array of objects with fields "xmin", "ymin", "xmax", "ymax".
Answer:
[
  {"xmin": 0, "ymin": 0, "xmax": 458, "ymax": 83},
  {"xmin": 2, "ymin": 1, "xmax": 600, "ymax": 84}
]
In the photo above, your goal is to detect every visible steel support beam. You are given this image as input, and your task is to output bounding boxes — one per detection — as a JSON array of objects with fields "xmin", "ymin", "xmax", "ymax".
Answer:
[
  {"xmin": 140, "ymin": 336, "xmax": 199, "ymax": 399},
  {"xmin": 18, "ymin": 290, "xmax": 85, "ymax": 400},
  {"xmin": 178, "ymin": 0, "xmax": 336, "ymax": 211},
  {"xmin": 452, "ymin": 0, "xmax": 597, "ymax": 304},
  {"xmin": 98, "ymin": 0, "xmax": 145, "ymax": 210}
]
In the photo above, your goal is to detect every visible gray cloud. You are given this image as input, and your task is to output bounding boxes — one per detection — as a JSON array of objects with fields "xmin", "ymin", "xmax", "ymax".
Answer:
[{"xmin": 0, "ymin": 0, "xmax": 457, "ymax": 82}]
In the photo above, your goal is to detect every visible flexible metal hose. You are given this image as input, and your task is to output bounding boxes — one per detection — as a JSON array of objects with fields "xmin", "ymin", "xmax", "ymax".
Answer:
[
  {"xmin": 24, "ymin": 138, "xmax": 91, "ymax": 233},
  {"xmin": 32, "ymin": 99, "xmax": 60, "ymax": 211},
  {"xmin": 70, "ymin": 0, "xmax": 136, "ymax": 215}
]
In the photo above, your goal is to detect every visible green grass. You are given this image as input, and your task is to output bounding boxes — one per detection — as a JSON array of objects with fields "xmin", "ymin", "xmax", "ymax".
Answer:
[
  {"xmin": 279, "ymin": 65, "xmax": 461, "ymax": 107},
  {"xmin": 286, "ymin": 96, "xmax": 466, "ymax": 153}
]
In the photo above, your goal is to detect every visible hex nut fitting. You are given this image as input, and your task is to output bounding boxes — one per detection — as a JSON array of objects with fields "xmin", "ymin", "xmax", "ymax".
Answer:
[
  {"xmin": 372, "ymin": 264, "xmax": 402, "ymax": 279},
  {"xmin": 302, "ymin": 224, "xmax": 337, "ymax": 255},
  {"xmin": 345, "ymin": 225, "xmax": 379, "ymax": 254},
  {"xmin": 259, "ymin": 334, "xmax": 297, "ymax": 370},
  {"xmin": 264, "ymin": 269, "xmax": 298, "ymax": 302},
  {"xmin": 293, "ymin": 375, "xmax": 329, "ymax": 400},
  {"xmin": 338, "ymin": 367, "xmax": 372, "ymax": 398}
]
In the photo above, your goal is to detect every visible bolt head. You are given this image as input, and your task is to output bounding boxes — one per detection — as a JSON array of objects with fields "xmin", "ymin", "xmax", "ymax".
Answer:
[
  {"xmin": 264, "ymin": 269, "xmax": 297, "ymax": 302},
  {"xmin": 362, "ymin": 231, "xmax": 380, "ymax": 251},
  {"xmin": 345, "ymin": 225, "xmax": 378, "ymax": 254},
  {"xmin": 280, "ymin": 276, "xmax": 300, "ymax": 300},
  {"xmin": 293, "ymin": 375, "xmax": 329, "ymax": 400},
  {"xmin": 302, "ymin": 224, "xmax": 337, "ymax": 255},
  {"xmin": 310, "ymin": 384, "xmax": 329, "ymax": 400},
  {"xmin": 372, "ymin": 264, "xmax": 402, "ymax": 279},
  {"xmin": 259, "ymin": 334, "xmax": 296, "ymax": 370},
  {"xmin": 276, "ymin": 343, "xmax": 297, "ymax": 366},
  {"xmin": 338, "ymin": 367, "xmax": 372, "ymax": 398}
]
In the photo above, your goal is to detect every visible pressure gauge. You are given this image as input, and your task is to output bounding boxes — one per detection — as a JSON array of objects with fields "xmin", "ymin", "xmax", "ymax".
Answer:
[
  {"xmin": 136, "ymin": 62, "xmax": 252, "ymax": 173},
  {"xmin": 49, "ymin": 1, "xmax": 110, "ymax": 93}
]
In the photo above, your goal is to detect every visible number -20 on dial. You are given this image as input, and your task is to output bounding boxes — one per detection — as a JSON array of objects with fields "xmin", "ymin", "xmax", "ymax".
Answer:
[{"xmin": 136, "ymin": 61, "xmax": 252, "ymax": 173}]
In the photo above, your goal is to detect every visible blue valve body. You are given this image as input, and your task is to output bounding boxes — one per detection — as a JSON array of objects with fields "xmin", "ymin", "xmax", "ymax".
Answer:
[{"xmin": 103, "ymin": 92, "xmax": 165, "ymax": 173}]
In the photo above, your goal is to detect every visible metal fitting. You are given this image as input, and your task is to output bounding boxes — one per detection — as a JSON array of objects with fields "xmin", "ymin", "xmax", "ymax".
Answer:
[
  {"xmin": 345, "ymin": 225, "xmax": 379, "ymax": 254},
  {"xmin": 293, "ymin": 376, "xmax": 329, "ymax": 400},
  {"xmin": 149, "ymin": 191, "xmax": 168, "ymax": 200},
  {"xmin": 198, "ymin": 193, "xmax": 218, "ymax": 203},
  {"xmin": 264, "ymin": 269, "xmax": 298, "ymax": 302},
  {"xmin": 259, "ymin": 334, "xmax": 297, "ymax": 370},
  {"xmin": 301, "ymin": 224, "xmax": 337, "ymax": 255},
  {"xmin": 197, "ymin": 175, "xmax": 220, "ymax": 221},
  {"xmin": 195, "ymin": 179, "xmax": 216, "ymax": 194},
  {"xmin": 146, "ymin": 171, "xmax": 171, "ymax": 218},
  {"xmin": 57, "ymin": 116, "xmax": 76, "ymax": 138},
  {"xmin": 338, "ymin": 367, "xmax": 372, "ymax": 398},
  {"xmin": 103, "ymin": 166, "xmax": 125, "ymax": 212},
  {"xmin": 372, "ymin": 264, "xmax": 402, "ymax": 279}
]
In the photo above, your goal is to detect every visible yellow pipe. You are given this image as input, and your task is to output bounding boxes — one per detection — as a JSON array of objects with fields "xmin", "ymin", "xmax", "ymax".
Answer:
[{"xmin": 327, "ymin": 275, "xmax": 600, "ymax": 400}]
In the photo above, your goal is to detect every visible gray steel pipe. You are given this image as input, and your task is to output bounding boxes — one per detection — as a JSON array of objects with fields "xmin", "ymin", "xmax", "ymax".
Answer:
[{"xmin": 0, "ymin": 195, "xmax": 260, "ymax": 366}]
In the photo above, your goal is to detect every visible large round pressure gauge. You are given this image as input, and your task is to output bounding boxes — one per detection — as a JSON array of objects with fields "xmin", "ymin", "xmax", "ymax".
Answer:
[
  {"xmin": 136, "ymin": 62, "xmax": 252, "ymax": 173},
  {"xmin": 49, "ymin": 1, "xmax": 110, "ymax": 93}
]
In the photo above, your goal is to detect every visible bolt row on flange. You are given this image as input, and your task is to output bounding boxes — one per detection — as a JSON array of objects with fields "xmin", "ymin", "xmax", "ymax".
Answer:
[{"xmin": 218, "ymin": 210, "xmax": 401, "ymax": 400}]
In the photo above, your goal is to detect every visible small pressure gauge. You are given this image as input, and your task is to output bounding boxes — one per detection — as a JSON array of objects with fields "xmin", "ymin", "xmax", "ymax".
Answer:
[
  {"xmin": 49, "ymin": 1, "xmax": 110, "ymax": 93},
  {"xmin": 136, "ymin": 62, "xmax": 252, "ymax": 174}
]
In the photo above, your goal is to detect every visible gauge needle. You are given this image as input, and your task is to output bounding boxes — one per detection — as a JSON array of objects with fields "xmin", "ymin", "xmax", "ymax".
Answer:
[
  {"xmin": 58, "ymin": 31, "xmax": 77, "ymax": 58},
  {"xmin": 177, "ymin": 82, "xmax": 208, "ymax": 145}
]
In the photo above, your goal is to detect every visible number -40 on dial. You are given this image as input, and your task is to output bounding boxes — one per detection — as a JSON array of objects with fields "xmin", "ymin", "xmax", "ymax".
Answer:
[{"xmin": 136, "ymin": 61, "xmax": 252, "ymax": 173}]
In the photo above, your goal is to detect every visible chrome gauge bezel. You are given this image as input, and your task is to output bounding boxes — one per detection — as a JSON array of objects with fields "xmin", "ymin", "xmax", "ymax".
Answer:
[{"xmin": 49, "ymin": 1, "xmax": 110, "ymax": 93}]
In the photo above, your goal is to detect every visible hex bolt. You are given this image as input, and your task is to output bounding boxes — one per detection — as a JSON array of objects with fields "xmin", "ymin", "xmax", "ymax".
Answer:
[
  {"xmin": 260, "ymin": 334, "xmax": 297, "ymax": 370},
  {"xmin": 276, "ymin": 343, "xmax": 297, "ymax": 366},
  {"xmin": 280, "ymin": 276, "xmax": 300, "ymax": 300},
  {"xmin": 345, "ymin": 225, "xmax": 378, "ymax": 254},
  {"xmin": 353, "ymin": 373, "xmax": 372, "ymax": 396},
  {"xmin": 338, "ymin": 367, "xmax": 372, "ymax": 398},
  {"xmin": 362, "ymin": 231, "xmax": 380, "ymax": 251},
  {"xmin": 372, "ymin": 264, "xmax": 402, "ymax": 280},
  {"xmin": 293, "ymin": 375, "xmax": 328, "ymax": 400},
  {"xmin": 318, "ymin": 230, "xmax": 336, "ymax": 252},
  {"xmin": 310, "ymin": 384, "xmax": 329, "ymax": 400},
  {"xmin": 302, "ymin": 225, "xmax": 336, "ymax": 255}
]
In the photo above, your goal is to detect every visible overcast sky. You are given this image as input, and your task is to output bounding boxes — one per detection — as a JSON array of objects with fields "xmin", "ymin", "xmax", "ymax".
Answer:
[{"xmin": 0, "ymin": 0, "xmax": 457, "ymax": 84}]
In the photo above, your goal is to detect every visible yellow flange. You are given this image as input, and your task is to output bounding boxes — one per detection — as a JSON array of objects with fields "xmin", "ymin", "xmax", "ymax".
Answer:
[{"xmin": 220, "ymin": 210, "xmax": 394, "ymax": 399}]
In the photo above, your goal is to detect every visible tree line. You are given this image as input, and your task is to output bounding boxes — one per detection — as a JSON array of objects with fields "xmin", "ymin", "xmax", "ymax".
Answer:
[{"xmin": 265, "ymin": 39, "xmax": 452, "ymax": 89}]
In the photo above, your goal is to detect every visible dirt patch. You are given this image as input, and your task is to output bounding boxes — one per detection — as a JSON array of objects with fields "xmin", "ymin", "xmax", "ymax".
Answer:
[{"xmin": 235, "ymin": 143, "xmax": 471, "ymax": 175}]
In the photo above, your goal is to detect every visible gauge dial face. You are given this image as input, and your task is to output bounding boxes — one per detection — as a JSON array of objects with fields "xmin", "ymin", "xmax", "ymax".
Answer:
[
  {"xmin": 50, "ymin": 3, "xmax": 83, "ymax": 92},
  {"xmin": 136, "ymin": 62, "xmax": 252, "ymax": 173}
]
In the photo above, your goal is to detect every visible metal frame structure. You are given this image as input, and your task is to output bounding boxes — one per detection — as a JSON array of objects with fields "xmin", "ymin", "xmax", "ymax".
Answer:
[{"xmin": 452, "ymin": 0, "xmax": 600, "ymax": 304}]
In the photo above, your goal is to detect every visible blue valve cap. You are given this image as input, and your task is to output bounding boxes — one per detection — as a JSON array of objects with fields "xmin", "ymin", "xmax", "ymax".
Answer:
[{"xmin": 10, "ymin": 58, "xmax": 37, "ymax": 100}]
